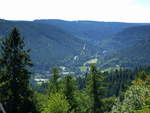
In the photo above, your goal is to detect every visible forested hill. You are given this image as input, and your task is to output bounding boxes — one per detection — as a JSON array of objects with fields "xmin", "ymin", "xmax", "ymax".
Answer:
[
  {"xmin": 104, "ymin": 25, "xmax": 150, "ymax": 68},
  {"xmin": 0, "ymin": 19, "xmax": 97, "ymax": 71},
  {"xmin": 0, "ymin": 19, "xmax": 150, "ymax": 71},
  {"xmin": 34, "ymin": 19, "xmax": 146, "ymax": 44},
  {"xmin": 112, "ymin": 25, "xmax": 150, "ymax": 48}
]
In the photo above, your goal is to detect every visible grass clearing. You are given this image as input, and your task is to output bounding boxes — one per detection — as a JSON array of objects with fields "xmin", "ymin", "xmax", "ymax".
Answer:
[
  {"xmin": 80, "ymin": 66, "xmax": 88, "ymax": 72},
  {"xmin": 84, "ymin": 58, "xmax": 98, "ymax": 65}
]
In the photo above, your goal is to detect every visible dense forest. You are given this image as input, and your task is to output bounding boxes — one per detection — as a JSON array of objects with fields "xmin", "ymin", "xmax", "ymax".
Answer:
[{"xmin": 0, "ymin": 28, "xmax": 149, "ymax": 113}]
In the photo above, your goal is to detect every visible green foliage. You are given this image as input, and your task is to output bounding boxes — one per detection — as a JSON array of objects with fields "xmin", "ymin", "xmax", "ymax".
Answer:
[
  {"xmin": 33, "ymin": 66, "xmax": 150, "ymax": 113},
  {"xmin": 138, "ymin": 71, "xmax": 148, "ymax": 80},
  {"xmin": 102, "ymin": 97, "xmax": 116, "ymax": 112},
  {"xmin": 111, "ymin": 74, "xmax": 150, "ymax": 113},
  {"xmin": 75, "ymin": 91, "xmax": 91, "ymax": 113},
  {"xmin": 33, "ymin": 92, "xmax": 48, "ymax": 113},
  {"xmin": 41, "ymin": 93, "xmax": 70, "ymax": 113}
]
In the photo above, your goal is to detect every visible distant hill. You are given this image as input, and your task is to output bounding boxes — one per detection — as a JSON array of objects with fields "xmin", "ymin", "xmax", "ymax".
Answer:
[
  {"xmin": 0, "ymin": 19, "xmax": 150, "ymax": 72},
  {"xmin": 0, "ymin": 20, "xmax": 97, "ymax": 71},
  {"xmin": 34, "ymin": 19, "xmax": 145, "ymax": 44},
  {"xmin": 104, "ymin": 25, "xmax": 150, "ymax": 68},
  {"xmin": 113, "ymin": 25, "xmax": 150, "ymax": 48}
]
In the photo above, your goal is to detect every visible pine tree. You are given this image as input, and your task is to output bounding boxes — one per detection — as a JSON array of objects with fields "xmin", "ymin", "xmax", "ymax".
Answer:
[
  {"xmin": 47, "ymin": 67, "xmax": 61, "ymax": 94},
  {"xmin": 86, "ymin": 65, "xmax": 103, "ymax": 113},
  {"xmin": 64, "ymin": 75, "xmax": 77, "ymax": 112},
  {"xmin": 0, "ymin": 28, "xmax": 36, "ymax": 113}
]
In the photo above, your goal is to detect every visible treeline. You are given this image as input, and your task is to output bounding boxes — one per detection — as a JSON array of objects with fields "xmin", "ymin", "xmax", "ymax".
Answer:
[
  {"xmin": 0, "ymin": 28, "xmax": 149, "ymax": 113},
  {"xmin": 34, "ymin": 66, "xmax": 150, "ymax": 113}
]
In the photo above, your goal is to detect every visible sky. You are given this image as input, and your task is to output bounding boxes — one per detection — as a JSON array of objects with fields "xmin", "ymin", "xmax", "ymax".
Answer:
[{"xmin": 0, "ymin": 0, "xmax": 150, "ymax": 22}]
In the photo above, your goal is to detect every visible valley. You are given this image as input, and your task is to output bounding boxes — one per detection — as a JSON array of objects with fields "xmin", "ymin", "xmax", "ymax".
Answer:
[{"xmin": 0, "ymin": 19, "xmax": 150, "ymax": 78}]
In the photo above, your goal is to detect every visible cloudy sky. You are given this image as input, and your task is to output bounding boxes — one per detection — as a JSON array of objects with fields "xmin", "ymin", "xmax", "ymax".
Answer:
[{"xmin": 0, "ymin": 0, "xmax": 150, "ymax": 22}]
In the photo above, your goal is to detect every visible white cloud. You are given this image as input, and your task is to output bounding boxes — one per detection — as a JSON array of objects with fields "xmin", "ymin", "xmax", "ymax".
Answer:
[{"xmin": 0, "ymin": 0, "xmax": 150, "ymax": 22}]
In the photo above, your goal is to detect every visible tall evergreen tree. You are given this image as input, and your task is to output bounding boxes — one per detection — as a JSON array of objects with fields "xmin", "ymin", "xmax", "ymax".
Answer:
[
  {"xmin": 64, "ymin": 75, "xmax": 77, "ymax": 112},
  {"xmin": 86, "ymin": 65, "xmax": 104, "ymax": 113},
  {"xmin": 47, "ymin": 67, "xmax": 61, "ymax": 94},
  {"xmin": 0, "ymin": 28, "xmax": 36, "ymax": 113}
]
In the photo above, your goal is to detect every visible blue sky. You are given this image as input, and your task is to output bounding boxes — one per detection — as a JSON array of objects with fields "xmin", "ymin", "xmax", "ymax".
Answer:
[{"xmin": 0, "ymin": 0, "xmax": 150, "ymax": 22}]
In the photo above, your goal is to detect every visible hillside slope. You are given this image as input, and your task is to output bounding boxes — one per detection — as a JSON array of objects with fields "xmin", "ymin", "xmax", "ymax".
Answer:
[
  {"xmin": 0, "ymin": 20, "xmax": 96, "ymax": 71},
  {"xmin": 1, "ymin": 19, "xmax": 150, "ymax": 71},
  {"xmin": 34, "ymin": 19, "xmax": 145, "ymax": 44},
  {"xmin": 103, "ymin": 25, "xmax": 150, "ymax": 68}
]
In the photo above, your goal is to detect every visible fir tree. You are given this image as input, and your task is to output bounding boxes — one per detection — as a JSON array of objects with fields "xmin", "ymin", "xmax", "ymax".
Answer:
[
  {"xmin": 0, "ymin": 28, "xmax": 36, "ymax": 113},
  {"xmin": 86, "ymin": 65, "xmax": 103, "ymax": 113},
  {"xmin": 47, "ymin": 67, "xmax": 61, "ymax": 94},
  {"xmin": 64, "ymin": 75, "xmax": 77, "ymax": 112}
]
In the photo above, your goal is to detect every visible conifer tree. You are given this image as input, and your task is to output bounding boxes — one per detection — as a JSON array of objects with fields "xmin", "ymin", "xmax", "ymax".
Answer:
[
  {"xmin": 47, "ymin": 67, "xmax": 61, "ymax": 94},
  {"xmin": 86, "ymin": 65, "xmax": 103, "ymax": 113},
  {"xmin": 0, "ymin": 28, "xmax": 36, "ymax": 113},
  {"xmin": 64, "ymin": 75, "xmax": 77, "ymax": 112}
]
